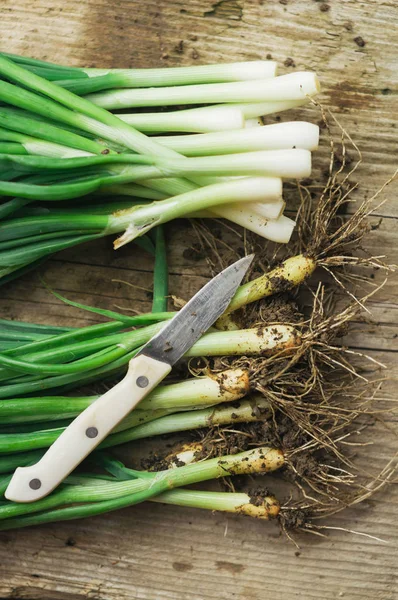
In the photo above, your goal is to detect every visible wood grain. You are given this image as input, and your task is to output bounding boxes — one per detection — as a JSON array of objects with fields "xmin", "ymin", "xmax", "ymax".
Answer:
[{"xmin": 0, "ymin": 1, "xmax": 397, "ymax": 599}]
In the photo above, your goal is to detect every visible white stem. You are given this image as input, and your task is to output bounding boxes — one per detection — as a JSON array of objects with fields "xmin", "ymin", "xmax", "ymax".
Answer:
[
  {"xmin": 153, "ymin": 122, "xmax": 319, "ymax": 156},
  {"xmin": 151, "ymin": 488, "xmax": 280, "ymax": 519},
  {"xmin": 101, "ymin": 149, "xmax": 310, "ymax": 184},
  {"xmin": 23, "ymin": 139, "xmax": 92, "ymax": 158},
  {"xmin": 245, "ymin": 118, "xmax": 263, "ymax": 128},
  {"xmin": 73, "ymin": 88, "xmax": 315, "ymax": 241},
  {"xmin": 221, "ymin": 98, "xmax": 312, "ymax": 119},
  {"xmin": 185, "ymin": 325, "xmax": 300, "ymax": 356},
  {"xmin": 139, "ymin": 368, "xmax": 250, "ymax": 410},
  {"xmin": 119, "ymin": 106, "xmax": 245, "ymax": 133},
  {"xmin": 155, "ymin": 149, "xmax": 312, "ymax": 179},
  {"xmin": 99, "ymin": 183, "xmax": 167, "ymax": 200},
  {"xmin": 86, "ymin": 72, "xmax": 320, "ymax": 109},
  {"xmin": 108, "ymin": 177, "xmax": 284, "ymax": 246},
  {"xmin": 248, "ymin": 200, "xmax": 286, "ymax": 220},
  {"xmin": 228, "ymin": 199, "xmax": 285, "ymax": 221},
  {"xmin": 84, "ymin": 61, "xmax": 278, "ymax": 85},
  {"xmin": 191, "ymin": 199, "xmax": 285, "ymax": 221},
  {"xmin": 210, "ymin": 209, "xmax": 295, "ymax": 243}
]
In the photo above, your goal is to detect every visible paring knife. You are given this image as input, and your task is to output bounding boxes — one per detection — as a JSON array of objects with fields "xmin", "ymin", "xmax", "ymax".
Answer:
[{"xmin": 5, "ymin": 254, "xmax": 253, "ymax": 503}]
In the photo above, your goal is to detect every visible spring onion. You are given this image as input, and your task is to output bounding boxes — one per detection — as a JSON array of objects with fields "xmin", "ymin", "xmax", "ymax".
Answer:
[
  {"xmin": 0, "ymin": 447, "xmax": 283, "ymax": 529},
  {"xmin": 216, "ymin": 254, "xmax": 317, "ymax": 329},
  {"xmin": 0, "ymin": 323, "xmax": 299, "ymax": 398},
  {"xmin": 152, "ymin": 121, "xmax": 319, "ymax": 156},
  {"xmin": 118, "ymin": 106, "xmax": 246, "ymax": 133},
  {"xmin": 222, "ymin": 98, "xmax": 314, "ymax": 119},
  {"xmin": 0, "ymin": 368, "xmax": 250, "ymax": 425},
  {"xmin": 150, "ymin": 488, "xmax": 280, "ymax": 519},
  {"xmin": 4, "ymin": 55, "xmax": 278, "ymax": 88}
]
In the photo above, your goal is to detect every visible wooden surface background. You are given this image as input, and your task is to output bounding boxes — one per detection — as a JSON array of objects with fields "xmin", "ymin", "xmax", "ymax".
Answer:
[{"xmin": 0, "ymin": 1, "xmax": 397, "ymax": 598}]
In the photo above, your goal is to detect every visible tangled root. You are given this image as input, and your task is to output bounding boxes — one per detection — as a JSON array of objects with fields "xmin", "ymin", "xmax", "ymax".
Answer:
[{"xmin": 158, "ymin": 104, "xmax": 397, "ymax": 538}]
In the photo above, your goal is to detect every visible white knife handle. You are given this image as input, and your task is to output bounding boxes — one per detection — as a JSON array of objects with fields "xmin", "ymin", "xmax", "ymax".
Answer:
[{"xmin": 5, "ymin": 354, "xmax": 171, "ymax": 503}]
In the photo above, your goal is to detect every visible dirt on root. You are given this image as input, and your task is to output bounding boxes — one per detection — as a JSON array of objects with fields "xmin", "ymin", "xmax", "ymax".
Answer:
[
  {"xmin": 279, "ymin": 508, "xmax": 310, "ymax": 530},
  {"xmin": 248, "ymin": 486, "xmax": 270, "ymax": 506},
  {"xmin": 231, "ymin": 293, "xmax": 302, "ymax": 331}
]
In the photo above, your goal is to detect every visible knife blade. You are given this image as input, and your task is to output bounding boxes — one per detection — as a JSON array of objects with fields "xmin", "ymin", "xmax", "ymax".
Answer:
[{"xmin": 5, "ymin": 254, "xmax": 253, "ymax": 502}]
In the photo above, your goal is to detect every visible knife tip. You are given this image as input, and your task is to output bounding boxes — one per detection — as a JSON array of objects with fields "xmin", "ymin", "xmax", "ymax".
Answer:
[{"xmin": 235, "ymin": 253, "xmax": 255, "ymax": 272}]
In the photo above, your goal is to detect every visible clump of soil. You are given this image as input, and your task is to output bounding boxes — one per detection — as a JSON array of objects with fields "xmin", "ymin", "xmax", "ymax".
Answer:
[
  {"xmin": 279, "ymin": 508, "xmax": 310, "ymax": 530},
  {"xmin": 248, "ymin": 486, "xmax": 270, "ymax": 506}
]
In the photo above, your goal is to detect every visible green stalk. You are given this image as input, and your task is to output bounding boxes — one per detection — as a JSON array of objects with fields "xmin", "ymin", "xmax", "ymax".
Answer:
[
  {"xmin": 17, "ymin": 65, "xmax": 86, "ymax": 81},
  {"xmin": 0, "ymin": 108, "xmax": 107, "ymax": 154},
  {"xmin": 0, "ymin": 212, "xmax": 108, "ymax": 241},
  {"xmin": 0, "ymin": 52, "xmax": 83, "ymax": 72},
  {"xmin": 0, "ymin": 211, "xmax": 156, "ymax": 270},
  {"xmin": 0, "ymin": 451, "xmax": 44, "ymax": 476},
  {"xmin": 0, "ymin": 323, "xmax": 164, "ymax": 377},
  {"xmin": 152, "ymin": 226, "xmax": 168, "ymax": 313},
  {"xmin": 98, "ymin": 184, "xmax": 166, "ymax": 200},
  {"xmin": 0, "ymin": 318, "xmax": 72, "ymax": 341},
  {"xmin": 0, "ymin": 346, "xmax": 139, "ymax": 399},
  {"xmin": 0, "ymin": 197, "xmax": 31, "ymax": 220},
  {"xmin": 0, "ymin": 232, "xmax": 105, "ymax": 268},
  {"xmin": 0, "ymin": 257, "xmax": 49, "ymax": 286},
  {"xmin": 0, "ymin": 407, "xmax": 170, "ymax": 453},
  {"xmin": 0, "ymin": 142, "xmax": 27, "ymax": 154},
  {"xmin": 2, "ymin": 321, "xmax": 127, "ymax": 357}
]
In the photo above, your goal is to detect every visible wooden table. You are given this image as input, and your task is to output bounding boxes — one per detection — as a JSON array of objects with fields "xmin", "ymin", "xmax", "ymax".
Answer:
[{"xmin": 0, "ymin": 1, "xmax": 397, "ymax": 598}]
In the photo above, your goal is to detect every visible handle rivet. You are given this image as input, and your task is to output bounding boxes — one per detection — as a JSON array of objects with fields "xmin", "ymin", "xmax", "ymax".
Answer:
[
  {"xmin": 29, "ymin": 478, "xmax": 41, "ymax": 490},
  {"xmin": 136, "ymin": 375, "xmax": 149, "ymax": 388},
  {"xmin": 86, "ymin": 427, "xmax": 99, "ymax": 438}
]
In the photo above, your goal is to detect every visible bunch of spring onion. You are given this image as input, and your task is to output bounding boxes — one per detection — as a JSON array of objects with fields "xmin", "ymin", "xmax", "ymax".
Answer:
[
  {"xmin": 0, "ymin": 447, "xmax": 283, "ymax": 530},
  {"xmin": 0, "ymin": 222, "xmax": 306, "ymax": 529},
  {"xmin": 0, "ymin": 308, "xmax": 287, "ymax": 529},
  {"xmin": 0, "ymin": 52, "xmax": 320, "ymax": 282},
  {"xmin": 0, "ymin": 230, "xmax": 385, "ymax": 529},
  {"xmin": 0, "ymin": 290, "xmax": 289, "ymax": 528}
]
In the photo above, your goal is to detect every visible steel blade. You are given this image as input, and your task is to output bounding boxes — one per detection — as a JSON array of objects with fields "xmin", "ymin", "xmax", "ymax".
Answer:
[{"xmin": 139, "ymin": 254, "xmax": 253, "ymax": 366}]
